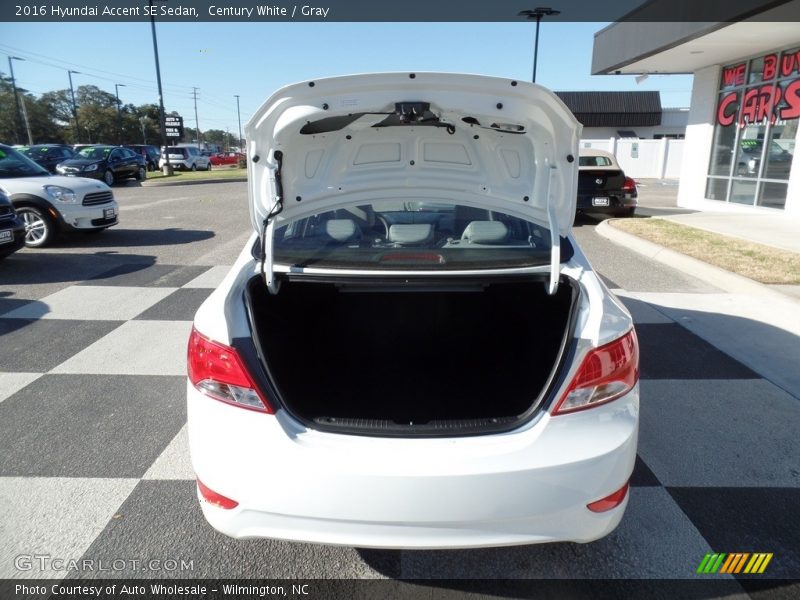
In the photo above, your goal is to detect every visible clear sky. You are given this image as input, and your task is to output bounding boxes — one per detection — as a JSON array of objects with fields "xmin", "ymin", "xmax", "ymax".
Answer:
[{"xmin": 1, "ymin": 21, "xmax": 693, "ymax": 136}]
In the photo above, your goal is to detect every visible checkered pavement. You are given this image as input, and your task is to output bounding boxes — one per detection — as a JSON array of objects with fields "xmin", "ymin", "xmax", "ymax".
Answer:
[{"xmin": 0, "ymin": 261, "xmax": 798, "ymax": 584}]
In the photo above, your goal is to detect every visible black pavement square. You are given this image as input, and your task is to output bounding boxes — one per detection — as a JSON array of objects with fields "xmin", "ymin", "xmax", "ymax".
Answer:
[
  {"xmin": 134, "ymin": 288, "xmax": 213, "ymax": 321},
  {"xmin": 636, "ymin": 323, "xmax": 760, "ymax": 380},
  {"xmin": 74, "ymin": 480, "xmax": 392, "ymax": 579},
  {"xmin": 81, "ymin": 264, "xmax": 211, "ymax": 288},
  {"xmin": 0, "ymin": 319, "xmax": 123, "ymax": 372},
  {"xmin": 630, "ymin": 455, "xmax": 661, "ymax": 487},
  {"xmin": 0, "ymin": 374, "xmax": 186, "ymax": 478},
  {"xmin": 668, "ymin": 487, "xmax": 800, "ymax": 578}
]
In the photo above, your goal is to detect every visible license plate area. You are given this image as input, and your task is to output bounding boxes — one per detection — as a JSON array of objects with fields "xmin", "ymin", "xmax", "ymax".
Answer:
[
  {"xmin": 592, "ymin": 197, "xmax": 610, "ymax": 207},
  {"xmin": 103, "ymin": 208, "xmax": 116, "ymax": 219},
  {"xmin": 0, "ymin": 229, "xmax": 12, "ymax": 244}
]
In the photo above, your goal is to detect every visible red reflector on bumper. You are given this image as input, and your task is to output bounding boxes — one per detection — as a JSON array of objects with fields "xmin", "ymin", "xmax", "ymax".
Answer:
[
  {"xmin": 587, "ymin": 482, "xmax": 629, "ymax": 513},
  {"xmin": 197, "ymin": 479, "xmax": 238, "ymax": 510}
]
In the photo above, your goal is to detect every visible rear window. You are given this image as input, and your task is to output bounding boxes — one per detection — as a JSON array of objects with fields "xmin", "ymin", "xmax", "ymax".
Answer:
[
  {"xmin": 579, "ymin": 156, "xmax": 613, "ymax": 167},
  {"xmin": 165, "ymin": 147, "xmax": 188, "ymax": 158},
  {"xmin": 273, "ymin": 201, "xmax": 552, "ymax": 270}
]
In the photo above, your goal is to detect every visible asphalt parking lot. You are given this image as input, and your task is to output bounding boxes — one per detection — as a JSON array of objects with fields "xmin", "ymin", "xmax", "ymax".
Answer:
[{"xmin": 1, "ymin": 180, "xmax": 798, "ymax": 595}]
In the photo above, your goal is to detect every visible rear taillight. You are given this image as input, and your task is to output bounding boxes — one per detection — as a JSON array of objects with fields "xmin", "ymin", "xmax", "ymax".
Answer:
[
  {"xmin": 187, "ymin": 327, "xmax": 273, "ymax": 413},
  {"xmin": 622, "ymin": 177, "xmax": 637, "ymax": 192},
  {"xmin": 197, "ymin": 479, "xmax": 238, "ymax": 509},
  {"xmin": 553, "ymin": 329, "xmax": 639, "ymax": 415}
]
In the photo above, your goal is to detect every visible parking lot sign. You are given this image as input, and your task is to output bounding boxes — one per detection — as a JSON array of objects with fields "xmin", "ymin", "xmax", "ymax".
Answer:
[{"xmin": 165, "ymin": 115, "xmax": 184, "ymax": 139}]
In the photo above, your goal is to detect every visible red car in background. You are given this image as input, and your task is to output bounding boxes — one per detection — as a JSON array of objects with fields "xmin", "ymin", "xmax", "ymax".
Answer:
[{"xmin": 209, "ymin": 152, "xmax": 245, "ymax": 166}]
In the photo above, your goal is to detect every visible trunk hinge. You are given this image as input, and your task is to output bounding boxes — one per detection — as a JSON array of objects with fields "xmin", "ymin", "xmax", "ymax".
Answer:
[
  {"xmin": 260, "ymin": 150, "xmax": 284, "ymax": 295},
  {"xmin": 545, "ymin": 164, "xmax": 560, "ymax": 296}
]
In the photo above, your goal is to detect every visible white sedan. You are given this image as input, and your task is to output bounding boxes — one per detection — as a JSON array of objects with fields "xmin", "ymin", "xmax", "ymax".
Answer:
[{"xmin": 187, "ymin": 73, "xmax": 639, "ymax": 548}]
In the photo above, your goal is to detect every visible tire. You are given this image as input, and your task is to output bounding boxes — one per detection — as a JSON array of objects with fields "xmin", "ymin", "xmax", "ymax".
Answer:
[
  {"xmin": 191, "ymin": 163, "xmax": 197, "ymax": 172},
  {"xmin": 205, "ymin": 161, "xmax": 212, "ymax": 171},
  {"xmin": 136, "ymin": 166, "xmax": 147, "ymax": 182},
  {"xmin": 17, "ymin": 206, "xmax": 55, "ymax": 248},
  {"xmin": 103, "ymin": 170, "xmax": 115, "ymax": 186}
]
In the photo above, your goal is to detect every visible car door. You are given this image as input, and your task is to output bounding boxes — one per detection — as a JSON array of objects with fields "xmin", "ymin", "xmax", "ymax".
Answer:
[{"xmin": 108, "ymin": 149, "xmax": 127, "ymax": 178}]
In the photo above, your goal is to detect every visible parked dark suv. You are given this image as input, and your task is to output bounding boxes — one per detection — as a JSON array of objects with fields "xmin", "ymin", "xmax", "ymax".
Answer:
[
  {"xmin": 125, "ymin": 144, "xmax": 161, "ymax": 171},
  {"xmin": 56, "ymin": 145, "xmax": 147, "ymax": 186}
]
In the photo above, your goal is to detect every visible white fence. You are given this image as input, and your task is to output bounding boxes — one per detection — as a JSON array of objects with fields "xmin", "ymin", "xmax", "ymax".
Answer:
[{"xmin": 580, "ymin": 138, "xmax": 685, "ymax": 179}]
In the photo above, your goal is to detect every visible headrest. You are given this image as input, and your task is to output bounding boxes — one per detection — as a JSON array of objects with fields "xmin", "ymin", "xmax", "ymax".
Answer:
[
  {"xmin": 388, "ymin": 223, "xmax": 433, "ymax": 245},
  {"xmin": 323, "ymin": 219, "xmax": 359, "ymax": 242},
  {"xmin": 461, "ymin": 221, "xmax": 509, "ymax": 244}
]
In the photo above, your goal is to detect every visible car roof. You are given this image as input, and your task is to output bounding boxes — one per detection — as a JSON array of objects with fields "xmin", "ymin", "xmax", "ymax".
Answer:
[{"xmin": 578, "ymin": 148, "xmax": 616, "ymax": 159}]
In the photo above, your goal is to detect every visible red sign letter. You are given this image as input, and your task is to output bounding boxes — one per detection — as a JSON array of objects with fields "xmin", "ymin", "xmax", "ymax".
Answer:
[
  {"xmin": 763, "ymin": 54, "xmax": 777, "ymax": 80},
  {"xmin": 779, "ymin": 79, "xmax": 800, "ymax": 120},
  {"xmin": 716, "ymin": 92, "xmax": 738, "ymax": 126}
]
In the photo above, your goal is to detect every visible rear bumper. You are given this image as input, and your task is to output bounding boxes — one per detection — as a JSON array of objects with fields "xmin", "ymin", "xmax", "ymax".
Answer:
[
  {"xmin": 0, "ymin": 216, "xmax": 26, "ymax": 255},
  {"xmin": 576, "ymin": 193, "xmax": 637, "ymax": 213},
  {"xmin": 187, "ymin": 383, "xmax": 639, "ymax": 549}
]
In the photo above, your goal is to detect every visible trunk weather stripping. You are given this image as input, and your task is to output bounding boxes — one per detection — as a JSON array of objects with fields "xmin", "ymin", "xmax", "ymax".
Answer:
[
  {"xmin": 546, "ymin": 164, "xmax": 560, "ymax": 295},
  {"xmin": 260, "ymin": 150, "xmax": 284, "ymax": 295}
]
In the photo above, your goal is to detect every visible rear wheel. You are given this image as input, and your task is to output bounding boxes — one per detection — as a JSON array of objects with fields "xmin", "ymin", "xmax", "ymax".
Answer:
[
  {"xmin": 616, "ymin": 207, "xmax": 636, "ymax": 218},
  {"xmin": 191, "ymin": 163, "xmax": 197, "ymax": 172},
  {"xmin": 205, "ymin": 161, "xmax": 212, "ymax": 171},
  {"xmin": 136, "ymin": 166, "xmax": 147, "ymax": 181},
  {"xmin": 17, "ymin": 206, "xmax": 55, "ymax": 248},
  {"xmin": 103, "ymin": 169, "xmax": 115, "ymax": 186}
]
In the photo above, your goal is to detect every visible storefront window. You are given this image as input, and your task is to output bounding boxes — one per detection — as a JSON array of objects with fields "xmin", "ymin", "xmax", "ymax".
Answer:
[{"xmin": 706, "ymin": 48, "xmax": 799, "ymax": 209}]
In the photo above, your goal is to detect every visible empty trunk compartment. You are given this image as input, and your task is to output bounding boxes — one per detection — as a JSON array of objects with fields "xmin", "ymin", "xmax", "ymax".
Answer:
[{"xmin": 245, "ymin": 277, "xmax": 577, "ymax": 434}]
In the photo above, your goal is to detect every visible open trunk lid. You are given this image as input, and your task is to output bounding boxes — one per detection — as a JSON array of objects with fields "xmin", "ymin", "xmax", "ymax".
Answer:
[{"xmin": 245, "ymin": 73, "xmax": 581, "ymax": 293}]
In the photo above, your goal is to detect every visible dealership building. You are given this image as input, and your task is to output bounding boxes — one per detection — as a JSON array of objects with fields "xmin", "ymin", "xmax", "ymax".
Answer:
[{"xmin": 592, "ymin": 1, "xmax": 800, "ymax": 213}]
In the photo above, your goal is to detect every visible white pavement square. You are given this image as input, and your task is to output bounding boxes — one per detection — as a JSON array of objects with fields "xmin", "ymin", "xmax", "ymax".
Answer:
[
  {"xmin": 0, "ymin": 286, "xmax": 177, "ymax": 321},
  {"xmin": 182, "ymin": 266, "xmax": 232, "ymax": 289},
  {"xmin": 51, "ymin": 320, "xmax": 194, "ymax": 376},
  {"xmin": 0, "ymin": 373, "xmax": 42, "ymax": 404},
  {"xmin": 143, "ymin": 425, "xmax": 194, "ymax": 480},
  {"xmin": 0, "ymin": 477, "xmax": 139, "ymax": 579}
]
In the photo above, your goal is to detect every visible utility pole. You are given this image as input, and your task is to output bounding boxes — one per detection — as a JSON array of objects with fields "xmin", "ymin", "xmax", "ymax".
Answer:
[
  {"xmin": 192, "ymin": 87, "xmax": 201, "ymax": 149},
  {"xmin": 234, "ymin": 94, "xmax": 243, "ymax": 151},
  {"xmin": 518, "ymin": 7, "xmax": 561, "ymax": 83},
  {"xmin": 7, "ymin": 56, "xmax": 25, "ymax": 144},
  {"xmin": 19, "ymin": 95, "xmax": 33, "ymax": 144},
  {"xmin": 149, "ymin": 0, "xmax": 171, "ymax": 174},
  {"xmin": 115, "ymin": 83, "xmax": 126, "ymax": 145},
  {"xmin": 68, "ymin": 70, "xmax": 81, "ymax": 143}
]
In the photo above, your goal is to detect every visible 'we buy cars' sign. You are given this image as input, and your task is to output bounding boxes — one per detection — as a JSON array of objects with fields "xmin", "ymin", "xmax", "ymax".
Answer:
[
  {"xmin": 716, "ymin": 49, "xmax": 800, "ymax": 127},
  {"xmin": 165, "ymin": 115, "xmax": 184, "ymax": 138}
]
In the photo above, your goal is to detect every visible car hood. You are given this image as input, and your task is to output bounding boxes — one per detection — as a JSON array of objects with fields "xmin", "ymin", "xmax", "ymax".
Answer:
[
  {"xmin": 1, "ymin": 174, "xmax": 111, "ymax": 194},
  {"xmin": 59, "ymin": 158, "xmax": 104, "ymax": 168},
  {"xmin": 245, "ymin": 72, "xmax": 581, "ymax": 239}
]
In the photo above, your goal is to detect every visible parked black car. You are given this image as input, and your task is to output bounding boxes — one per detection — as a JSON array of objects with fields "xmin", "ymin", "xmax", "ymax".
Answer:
[
  {"xmin": 17, "ymin": 144, "xmax": 75, "ymax": 174},
  {"xmin": 56, "ymin": 145, "xmax": 147, "ymax": 186},
  {"xmin": 124, "ymin": 144, "xmax": 161, "ymax": 171},
  {"xmin": 0, "ymin": 187, "xmax": 26, "ymax": 258},
  {"xmin": 576, "ymin": 148, "xmax": 638, "ymax": 218}
]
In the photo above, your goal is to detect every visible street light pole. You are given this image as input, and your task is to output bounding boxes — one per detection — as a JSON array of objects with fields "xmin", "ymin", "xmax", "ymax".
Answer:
[
  {"xmin": 518, "ymin": 7, "xmax": 560, "ymax": 83},
  {"xmin": 7, "ymin": 56, "xmax": 25, "ymax": 144},
  {"xmin": 67, "ymin": 70, "xmax": 81, "ymax": 143},
  {"xmin": 149, "ymin": 0, "xmax": 171, "ymax": 174},
  {"xmin": 234, "ymin": 94, "xmax": 243, "ymax": 151},
  {"xmin": 115, "ymin": 83, "xmax": 126, "ymax": 145}
]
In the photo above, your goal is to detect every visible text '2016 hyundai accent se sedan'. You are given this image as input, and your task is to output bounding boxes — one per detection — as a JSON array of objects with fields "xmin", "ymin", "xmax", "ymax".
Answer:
[{"xmin": 187, "ymin": 73, "xmax": 640, "ymax": 549}]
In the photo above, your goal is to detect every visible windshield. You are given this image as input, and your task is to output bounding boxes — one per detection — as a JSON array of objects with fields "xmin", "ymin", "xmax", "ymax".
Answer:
[
  {"xmin": 273, "ymin": 200, "xmax": 552, "ymax": 271},
  {"xmin": 0, "ymin": 146, "xmax": 50, "ymax": 178},
  {"xmin": 76, "ymin": 147, "xmax": 112, "ymax": 160}
]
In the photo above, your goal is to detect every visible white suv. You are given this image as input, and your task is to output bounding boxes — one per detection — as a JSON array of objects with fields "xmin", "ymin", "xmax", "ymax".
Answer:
[
  {"xmin": 187, "ymin": 73, "xmax": 639, "ymax": 548},
  {"xmin": 159, "ymin": 146, "xmax": 211, "ymax": 171},
  {"xmin": 0, "ymin": 144, "xmax": 118, "ymax": 247}
]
